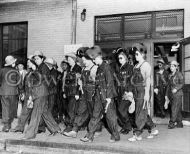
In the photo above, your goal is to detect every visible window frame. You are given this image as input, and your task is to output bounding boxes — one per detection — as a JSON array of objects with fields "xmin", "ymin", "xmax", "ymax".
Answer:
[
  {"xmin": 94, "ymin": 9, "xmax": 184, "ymax": 43},
  {"xmin": 0, "ymin": 21, "xmax": 28, "ymax": 68}
]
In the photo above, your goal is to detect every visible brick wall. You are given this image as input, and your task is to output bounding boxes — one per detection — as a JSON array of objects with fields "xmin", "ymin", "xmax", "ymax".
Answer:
[{"xmin": 0, "ymin": 0, "xmax": 72, "ymax": 67}]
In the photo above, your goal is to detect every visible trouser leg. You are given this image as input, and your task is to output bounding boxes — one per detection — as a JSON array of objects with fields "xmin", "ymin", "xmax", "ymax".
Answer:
[
  {"xmin": 105, "ymin": 100, "xmax": 120, "ymax": 140},
  {"xmin": 155, "ymin": 89, "xmax": 165, "ymax": 117},
  {"xmin": 170, "ymin": 95, "xmax": 183, "ymax": 124},
  {"xmin": 38, "ymin": 94, "xmax": 56, "ymax": 132},
  {"xmin": 1, "ymin": 96, "xmax": 11, "ymax": 129},
  {"xmin": 87, "ymin": 95, "xmax": 103, "ymax": 140},
  {"xmin": 134, "ymin": 97, "xmax": 147, "ymax": 136},
  {"xmin": 144, "ymin": 115, "xmax": 155, "ymax": 133},
  {"xmin": 41, "ymin": 97, "xmax": 61, "ymax": 133},
  {"xmin": 73, "ymin": 97, "xmax": 89, "ymax": 132},
  {"xmin": 117, "ymin": 99, "xmax": 132, "ymax": 131},
  {"xmin": 14, "ymin": 99, "xmax": 32, "ymax": 131},
  {"xmin": 1, "ymin": 95, "xmax": 17, "ymax": 129},
  {"xmin": 134, "ymin": 97, "xmax": 155, "ymax": 136},
  {"xmin": 24, "ymin": 96, "xmax": 47, "ymax": 138},
  {"xmin": 64, "ymin": 96, "xmax": 78, "ymax": 132}
]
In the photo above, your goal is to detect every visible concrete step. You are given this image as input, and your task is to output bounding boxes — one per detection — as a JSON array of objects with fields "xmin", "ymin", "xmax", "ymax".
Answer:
[
  {"xmin": 2, "ymin": 139, "xmax": 128, "ymax": 154},
  {"xmin": 1, "ymin": 138, "xmax": 188, "ymax": 154}
]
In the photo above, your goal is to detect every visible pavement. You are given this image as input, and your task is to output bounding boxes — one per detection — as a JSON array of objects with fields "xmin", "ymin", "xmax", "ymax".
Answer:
[{"xmin": 0, "ymin": 119, "xmax": 189, "ymax": 154}]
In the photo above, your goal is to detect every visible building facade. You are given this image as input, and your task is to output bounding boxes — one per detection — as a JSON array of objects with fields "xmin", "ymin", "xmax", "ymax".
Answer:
[{"xmin": 0, "ymin": 0, "xmax": 190, "ymax": 116}]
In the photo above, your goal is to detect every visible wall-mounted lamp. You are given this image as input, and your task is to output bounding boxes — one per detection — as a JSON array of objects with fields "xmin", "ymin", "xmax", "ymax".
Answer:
[{"xmin": 81, "ymin": 9, "xmax": 86, "ymax": 21}]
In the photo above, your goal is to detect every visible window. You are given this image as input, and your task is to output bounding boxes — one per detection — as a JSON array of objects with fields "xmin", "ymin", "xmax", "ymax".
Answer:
[
  {"xmin": 124, "ymin": 14, "xmax": 151, "ymax": 40},
  {"xmin": 184, "ymin": 44, "xmax": 190, "ymax": 84},
  {"xmin": 155, "ymin": 10, "xmax": 183, "ymax": 38},
  {"xmin": 95, "ymin": 16, "xmax": 122, "ymax": 42},
  {"xmin": 0, "ymin": 22, "xmax": 28, "ymax": 67},
  {"xmin": 95, "ymin": 9, "xmax": 184, "ymax": 42}
]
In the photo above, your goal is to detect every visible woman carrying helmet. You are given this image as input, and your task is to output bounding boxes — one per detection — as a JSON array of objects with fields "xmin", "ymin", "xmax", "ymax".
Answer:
[{"xmin": 128, "ymin": 43, "xmax": 158, "ymax": 142}]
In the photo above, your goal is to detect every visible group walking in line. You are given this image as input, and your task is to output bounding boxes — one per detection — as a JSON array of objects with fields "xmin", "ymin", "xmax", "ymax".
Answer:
[{"xmin": 0, "ymin": 43, "xmax": 184, "ymax": 142}]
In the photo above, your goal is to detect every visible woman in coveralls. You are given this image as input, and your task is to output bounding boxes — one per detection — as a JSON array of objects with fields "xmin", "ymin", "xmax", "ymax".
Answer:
[
  {"xmin": 22, "ymin": 52, "xmax": 61, "ymax": 139},
  {"xmin": 11, "ymin": 55, "xmax": 37, "ymax": 133},
  {"xmin": 63, "ymin": 47, "xmax": 101, "ymax": 138},
  {"xmin": 165, "ymin": 60, "xmax": 184, "ymax": 129},
  {"xmin": 128, "ymin": 43, "xmax": 158, "ymax": 142},
  {"xmin": 61, "ymin": 52, "xmax": 82, "ymax": 133},
  {"xmin": 80, "ymin": 46, "xmax": 120, "ymax": 143},
  {"xmin": 116, "ymin": 49, "xmax": 134, "ymax": 135}
]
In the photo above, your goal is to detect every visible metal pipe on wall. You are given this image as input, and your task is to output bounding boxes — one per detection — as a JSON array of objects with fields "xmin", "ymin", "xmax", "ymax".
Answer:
[{"xmin": 71, "ymin": 0, "xmax": 77, "ymax": 44}]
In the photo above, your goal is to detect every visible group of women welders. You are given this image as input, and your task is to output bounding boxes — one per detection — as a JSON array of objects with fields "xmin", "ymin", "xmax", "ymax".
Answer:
[{"xmin": 0, "ymin": 43, "xmax": 184, "ymax": 143}]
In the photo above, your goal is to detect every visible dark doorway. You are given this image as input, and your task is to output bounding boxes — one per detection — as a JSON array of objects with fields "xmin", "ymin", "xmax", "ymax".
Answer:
[
  {"xmin": 0, "ymin": 22, "xmax": 28, "ymax": 118},
  {"xmin": 153, "ymin": 42, "xmax": 180, "ymax": 118}
]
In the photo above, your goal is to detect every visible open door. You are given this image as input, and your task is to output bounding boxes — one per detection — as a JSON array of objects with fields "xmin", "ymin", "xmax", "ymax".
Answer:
[{"xmin": 181, "ymin": 37, "xmax": 190, "ymax": 118}]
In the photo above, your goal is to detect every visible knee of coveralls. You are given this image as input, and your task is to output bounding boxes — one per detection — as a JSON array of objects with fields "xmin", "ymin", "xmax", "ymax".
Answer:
[{"xmin": 170, "ymin": 94, "xmax": 183, "ymax": 124}]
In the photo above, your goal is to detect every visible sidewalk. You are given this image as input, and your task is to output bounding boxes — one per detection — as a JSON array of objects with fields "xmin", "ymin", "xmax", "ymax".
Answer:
[{"xmin": 0, "ymin": 119, "xmax": 190, "ymax": 154}]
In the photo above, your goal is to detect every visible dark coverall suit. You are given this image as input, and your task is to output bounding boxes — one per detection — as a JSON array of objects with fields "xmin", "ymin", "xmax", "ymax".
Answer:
[
  {"xmin": 86, "ymin": 62, "xmax": 120, "ymax": 141},
  {"xmin": 132, "ymin": 62, "xmax": 155, "ymax": 136},
  {"xmin": 64, "ymin": 64, "xmax": 82, "ymax": 132},
  {"xmin": 72, "ymin": 66, "xmax": 102, "ymax": 132},
  {"xmin": 24, "ymin": 69, "xmax": 60, "ymax": 138},
  {"xmin": 13, "ymin": 70, "xmax": 34, "ymax": 132},
  {"xmin": 154, "ymin": 70, "xmax": 168, "ymax": 117},
  {"xmin": 37, "ymin": 62, "xmax": 51, "ymax": 132},
  {"xmin": 0, "ymin": 66, "xmax": 19, "ymax": 130},
  {"xmin": 53, "ymin": 70, "xmax": 66, "ymax": 122},
  {"xmin": 166, "ymin": 71, "xmax": 184, "ymax": 127},
  {"xmin": 48, "ymin": 68, "xmax": 58, "ymax": 117},
  {"xmin": 116, "ymin": 62, "xmax": 133, "ymax": 132}
]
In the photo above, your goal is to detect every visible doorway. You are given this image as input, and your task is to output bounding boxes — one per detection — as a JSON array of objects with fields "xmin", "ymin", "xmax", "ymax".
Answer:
[{"xmin": 153, "ymin": 42, "xmax": 180, "ymax": 118}]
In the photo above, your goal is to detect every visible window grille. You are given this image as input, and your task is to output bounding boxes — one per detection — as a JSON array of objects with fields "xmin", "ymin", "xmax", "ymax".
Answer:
[
  {"xmin": 155, "ymin": 10, "xmax": 183, "ymax": 38},
  {"xmin": 124, "ymin": 14, "xmax": 151, "ymax": 40},
  {"xmin": 95, "ymin": 9, "xmax": 184, "ymax": 42},
  {"xmin": 1, "ymin": 23, "xmax": 28, "ymax": 67},
  {"xmin": 95, "ymin": 17, "xmax": 122, "ymax": 42}
]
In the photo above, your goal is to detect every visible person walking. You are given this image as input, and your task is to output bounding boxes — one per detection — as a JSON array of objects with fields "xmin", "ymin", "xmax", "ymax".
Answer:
[
  {"xmin": 10, "ymin": 55, "xmax": 36, "ymax": 133},
  {"xmin": 44, "ymin": 58, "xmax": 58, "ymax": 115},
  {"xmin": 80, "ymin": 46, "xmax": 120, "ymax": 143},
  {"xmin": 128, "ymin": 43, "xmax": 158, "ymax": 142},
  {"xmin": 56, "ymin": 59, "xmax": 70, "ymax": 124},
  {"xmin": 22, "ymin": 51, "xmax": 61, "ymax": 139},
  {"xmin": 63, "ymin": 47, "xmax": 102, "ymax": 138},
  {"xmin": 61, "ymin": 52, "xmax": 82, "ymax": 133},
  {"xmin": 115, "ymin": 48, "xmax": 134, "ymax": 135}
]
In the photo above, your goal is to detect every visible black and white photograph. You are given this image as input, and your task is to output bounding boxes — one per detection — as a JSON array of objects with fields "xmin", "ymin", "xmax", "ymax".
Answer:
[{"xmin": 0, "ymin": 0, "xmax": 190, "ymax": 153}]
